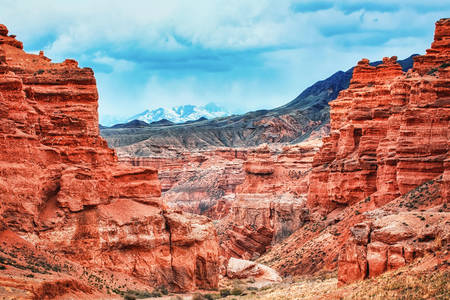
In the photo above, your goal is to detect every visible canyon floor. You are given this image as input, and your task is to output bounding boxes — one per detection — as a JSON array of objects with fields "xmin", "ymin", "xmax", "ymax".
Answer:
[{"xmin": 123, "ymin": 256, "xmax": 449, "ymax": 299}]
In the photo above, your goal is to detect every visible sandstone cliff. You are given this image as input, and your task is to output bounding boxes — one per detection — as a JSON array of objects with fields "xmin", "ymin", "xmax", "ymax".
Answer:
[
  {"xmin": 308, "ymin": 19, "xmax": 449, "ymax": 213},
  {"xmin": 0, "ymin": 24, "xmax": 219, "ymax": 297},
  {"xmin": 259, "ymin": 18, "xmax": 449, "ymax": 284},
  {"xmin": 119, "ymin": 141, "xmax": 321, "ymax": 264},
  {"xmin": 219, "ymin": 140, "xmax": 321, "ymax": 260}
]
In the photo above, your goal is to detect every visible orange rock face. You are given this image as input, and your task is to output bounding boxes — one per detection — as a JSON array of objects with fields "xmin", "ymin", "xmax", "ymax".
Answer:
[
  {"xmin": 219, "ymin": 140, "xmax": 321, "ymax": 260},
  {"xmin": 120, "ymin": 148, "xmax": 248, "ymax": 219},
  {"xmin": 120, "ymin": 141, "xmax": 322, "ymax": 263},
  {"xmin": 0, "ymin": 25, "xmax": 219, "ymax": 293},
  {"xmin": 308, "ymin": 18, "xmax": 450, "ymax": 214},
  {"xmin": 257, "ymin": 18, "xmax": 449, "ymax": 284},
  {"xmin": 306, "ymin": 18, "xmax": 449, "ymax": 284},
  {"xmin": 338, "ymin": 176, "xmax": 449, "ymax": 285}
]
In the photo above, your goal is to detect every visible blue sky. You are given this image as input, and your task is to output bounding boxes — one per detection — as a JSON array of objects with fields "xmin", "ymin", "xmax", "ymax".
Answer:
[{"xmin": 1, "ymin": 0, "xmax": 449, "ymax": 123}]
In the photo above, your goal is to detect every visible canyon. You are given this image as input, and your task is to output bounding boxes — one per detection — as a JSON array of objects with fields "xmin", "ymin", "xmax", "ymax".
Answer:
[
  {"xmin": 0, "ymin": 24, "xmax": 220, "ymax": 298},
  {"xmin": 115, "ymin": 18, "xmax": 450, "ymax": 294},
  {"xmin": 0, "ymin": 17, "xmax": 449, "ymax": 300},
  {"xmin": 101, "ymin": 57, "xmax": 415, "ymax": 156}
]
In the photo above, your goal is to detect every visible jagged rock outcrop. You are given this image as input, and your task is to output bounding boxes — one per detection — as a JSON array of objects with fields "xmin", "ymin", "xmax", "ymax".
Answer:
[
  {"xmin": 0, "ymin": 25, "xmax": 219, "ymax": 295},
  {"xmin": 308, "ymin": 18, "xmax": 449, "ymax": 214},
  {"xmin": 310, "ymin": 18, "xmax": 450, "ymax": 284},
  {"xmin": 219, "ymin": 140, "xmax": 321, "ymax": 260},
  {"xmin": 120, "ymin": 148, "xmax": 248, "ymax": 219},
  {"xmin": 258, "ymin": 18, "xmax": 449, "ymax": 284},
  {"xmin": 338, "ymin": 176, "xmax": 449, "ymax": 285},
  {"xmin": 120, "ymin": 141, "xmax": 321, "ymax": 262}
]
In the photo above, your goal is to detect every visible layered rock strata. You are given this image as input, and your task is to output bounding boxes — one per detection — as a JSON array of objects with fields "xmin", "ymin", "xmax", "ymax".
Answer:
[
  {"xmin": 0, "ymin": 25, "xmax": 219, "ymax": 293},
  {"xmin": 219, "ymin": 140, "xmax": 321, "ymax": 260},
  {"xmin": 308, "ymin": 18, "xmax": 449, "ymax": 214},
  {"xmin": 120, "ymin": 148, "xmax": 248, "ymax": 219},
  {"xmin": 258, "ymin": 18, "xmax": 449, "ymax": 284},
  {"xmin": 338, "ymin": 176, "xmax": 449, "ymax": 285},
  {"xmin": 120, "ymin": 141, "xmax": 321, "ymax": 262}
]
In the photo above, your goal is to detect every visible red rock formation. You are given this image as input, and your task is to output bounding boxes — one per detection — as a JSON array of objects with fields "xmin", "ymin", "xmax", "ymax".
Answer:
[
  {"xmin": 258, "ymin": 18, "xmax": 449, "ymax": 284},
  {"xmin": 219, "ymin": 140, "xmax": 321, "ymax": 260},
  {"xmin": 338, "ymin": 176, "xmax": 449, "ymax": 285},
  {"xmin": 119, "ymin": 148, "xmax": 248, "ymax": 218},
  {"xmin": 226, "ymin": 257, "xmax": 282, "ymax": 285},
  {"xmin": 306, "ymin": 18, "xmax": 450, "ymax": 284},
  {"xmin": 0, "ymin": 25, "xmax": 219, "ymax": 294},
  {"xmin": 308, "ymin": 18, "xmax": 449, "ymax": 213},
  {"xmin": 120, "ymin": 140, "xmax": 321, "ymax": 262}
]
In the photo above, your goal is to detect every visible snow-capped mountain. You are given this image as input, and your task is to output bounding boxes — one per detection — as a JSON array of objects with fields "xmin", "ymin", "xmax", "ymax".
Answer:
[{"xmin": 126, "ymin": 103, "xmax": 230, "ymax": 124}]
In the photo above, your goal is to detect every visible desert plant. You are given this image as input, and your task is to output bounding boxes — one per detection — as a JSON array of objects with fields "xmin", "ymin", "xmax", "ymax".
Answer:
[
  {"xmin": 230, "ymin": 288, "xmax": 243, "ymax": 296},
  {"xmin": 220, "ymin": 289, "xmax": 231, "ymax": 297}
]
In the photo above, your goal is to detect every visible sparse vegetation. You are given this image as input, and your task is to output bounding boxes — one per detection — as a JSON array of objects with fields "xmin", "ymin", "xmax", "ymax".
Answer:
[
  {"xmin": 230, "ymin": 288, "xmax": 243, "ymax": 296},
  {"xmin": 121, "ymin": 289, "xmax": 155, "ymax": 299},
  {"xmin": 350, "ymin": 268, "xmax": 449, "ymax": 300}
]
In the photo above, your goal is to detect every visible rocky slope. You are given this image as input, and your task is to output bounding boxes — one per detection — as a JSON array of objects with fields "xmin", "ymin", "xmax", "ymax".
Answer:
[
  {"xmin": 120, "ymin": 139, "xmax": 321, "ymax": 264},
  {"xmin": 101, "ymin": 57, "xmax": 416, "ymax": 156},
  {"xmin": 258, "ymin": 18, "xmax": 449, "ymax": 284},
  {"xmin": 218, "ymin": 140, "xmax": 321, "ymax": 261},
  {"xmin": 0, "ymin": 24, "xmax": 220, "ymax": 297}
]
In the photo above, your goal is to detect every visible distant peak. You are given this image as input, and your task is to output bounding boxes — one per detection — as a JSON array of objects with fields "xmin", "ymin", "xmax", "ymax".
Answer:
[{"xmin": 124, "ymin": 103, "xmax": 230, "ymax": 125}]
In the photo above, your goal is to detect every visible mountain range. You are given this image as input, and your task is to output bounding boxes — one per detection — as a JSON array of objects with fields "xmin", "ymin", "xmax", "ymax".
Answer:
[
  {"xmin": 101, "ymin": 55, "xmax": 417, "ymax": 156},
  {"xmin": 100, "ymin": 103, "xmax": 229, "ymax": 127}
]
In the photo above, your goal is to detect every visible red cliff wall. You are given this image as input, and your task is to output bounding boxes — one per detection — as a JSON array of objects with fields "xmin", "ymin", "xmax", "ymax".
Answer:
[
  {"xmin": 308, "ymin": 18, "xmax": 449, "ymax": 214},
  {"xmin": 0, "ymin": 25, "xmax": 219, "ymax": 293},
  {"xmin": 305, "ymin": 18, "xmax": 449, "ymax": 284},
  {"xmin": 258, "ymin": 19, "xmax": 449, "ymax": 284},
  {"xmin": 220, "ymin": 140, "xmax": 321, "ymax": 260}
]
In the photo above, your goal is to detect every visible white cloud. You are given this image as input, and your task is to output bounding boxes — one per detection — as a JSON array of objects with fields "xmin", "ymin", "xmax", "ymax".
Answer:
[{"xmin": 1, "ymin": 0, "xmax": 449, "ymax": 119}]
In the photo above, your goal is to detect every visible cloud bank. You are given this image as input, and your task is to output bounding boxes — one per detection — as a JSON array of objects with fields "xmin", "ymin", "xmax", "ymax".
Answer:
[{"xmin": 1, "ymin": 0, "xmax": 449, "ymax": 122}]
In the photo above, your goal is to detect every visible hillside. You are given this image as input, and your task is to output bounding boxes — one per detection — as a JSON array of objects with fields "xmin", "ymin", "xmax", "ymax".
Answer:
[{"xmin": 101, "ymin": 56, "xmax": 416, "ymax": 156}]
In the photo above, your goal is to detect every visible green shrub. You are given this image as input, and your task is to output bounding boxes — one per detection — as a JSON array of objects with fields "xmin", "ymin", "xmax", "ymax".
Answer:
[
  {"xmin": 230, "ymin": 288, "xmax": 243, "ymax": 296},
  {"xmin": 158, "ymin": 285, "xmax": 169, "ymax": 295},
  {"xmin": 220, "ymin": 289, "xmax": 231, "ymax": 297}
]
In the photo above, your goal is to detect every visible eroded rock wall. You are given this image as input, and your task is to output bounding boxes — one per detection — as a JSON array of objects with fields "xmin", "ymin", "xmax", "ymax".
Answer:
[
  {"xmin": 219, "ymin": 140, "xmax": 321, "ymax": 260},
  {"xmin": 258, "ymin": 18, "xmax": 449, "ymax": 284},
  {"xmin": 306, "ymin": 18, "xmax": 450, "ymax": 284},
  {"xmin": 0, "ymin": 25, "xmax": 219, "ymax": 292},
  {"xmin": 308, "ymin": 19, "xmax": 449, "ymax": 214}
]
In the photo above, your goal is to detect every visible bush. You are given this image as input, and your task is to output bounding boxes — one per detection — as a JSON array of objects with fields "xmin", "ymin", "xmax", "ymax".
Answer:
[
  {"xmin": 158, "ymin": 285, "xmax": 169, "ymax": 295},
  {"xmin": 123, "ymin": 289, "xmax": 157, "ymax": 299},
  {"xmin": 230, "ymin": 288, "xmax": 243, "ymax": 296}
]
